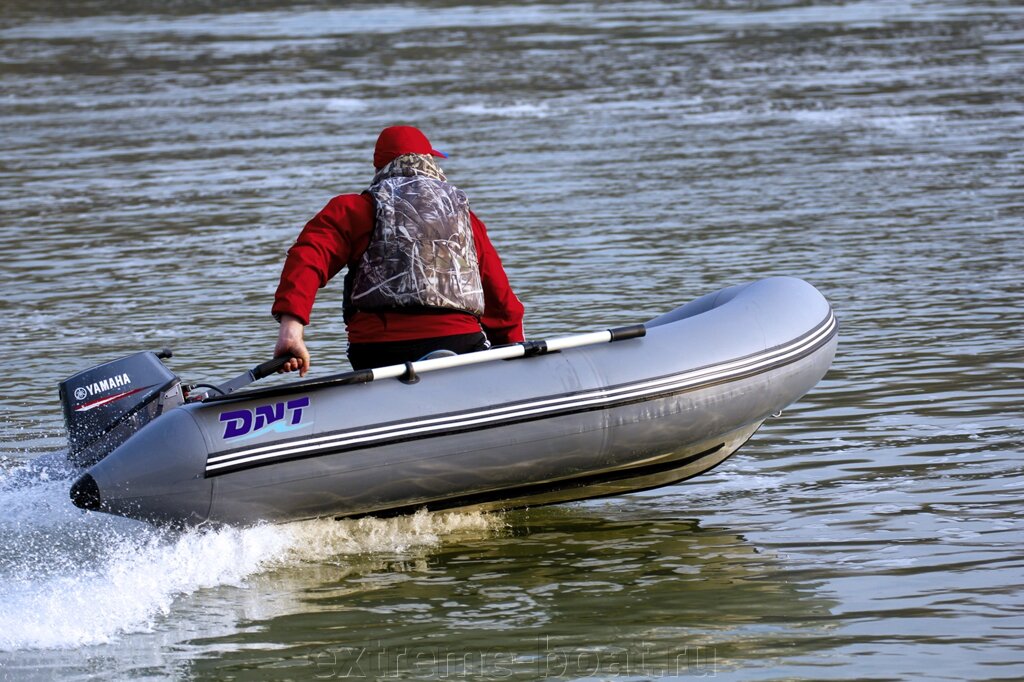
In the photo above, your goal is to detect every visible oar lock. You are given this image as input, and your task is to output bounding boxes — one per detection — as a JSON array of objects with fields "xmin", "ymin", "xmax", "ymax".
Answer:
[{"xmin": 399, "ymin": 362, "xmax": 420, "ymax": 385}]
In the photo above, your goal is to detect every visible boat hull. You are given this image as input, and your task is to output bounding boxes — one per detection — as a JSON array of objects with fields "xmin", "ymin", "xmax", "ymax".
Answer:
[{"xmin": 76, "ymin": 277, "xmax": 838, "ymax": 525}]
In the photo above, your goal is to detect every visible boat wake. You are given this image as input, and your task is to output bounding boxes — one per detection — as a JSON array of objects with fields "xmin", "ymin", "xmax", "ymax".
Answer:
[{"xmin": 0, "ymin": 462, "xmax": 504, "ymax": 652}]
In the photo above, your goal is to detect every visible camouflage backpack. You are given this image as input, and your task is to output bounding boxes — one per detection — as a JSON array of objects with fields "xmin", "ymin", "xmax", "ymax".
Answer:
[{"xmin": 347, "ymin": 154, "xmax": 485, "ymax": 318}]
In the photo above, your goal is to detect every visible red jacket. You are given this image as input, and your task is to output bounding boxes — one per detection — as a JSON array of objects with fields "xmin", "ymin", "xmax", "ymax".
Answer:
[{"xmin": 272, "ymin": 193, "xmax": 525, "ymax": 345}]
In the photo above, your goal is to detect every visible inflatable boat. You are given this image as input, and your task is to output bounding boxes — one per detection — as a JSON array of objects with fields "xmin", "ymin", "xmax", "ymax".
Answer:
[{"xmin": 64, "ymin": 277, "xmax": 837, "ymax": 526}]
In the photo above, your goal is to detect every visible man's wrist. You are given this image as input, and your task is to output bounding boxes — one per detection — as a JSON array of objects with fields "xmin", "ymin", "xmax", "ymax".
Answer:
[{"xmin": 277, "ymin": 313, "xmax": 305, "ymax": 326}]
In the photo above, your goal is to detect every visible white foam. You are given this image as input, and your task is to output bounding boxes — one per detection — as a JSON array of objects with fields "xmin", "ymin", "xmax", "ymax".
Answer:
[
  {"xmin": 0, "ymin": 472, "xmax": 503, "ymax": 651},
  {"xmin": 785, "ymin": 107, "xmax": 945, "ymax": 133},
  {"xmin": 454, "ymin": 102, "xmax": 555, "ymax": 118},
  {"xmin": 698, "ymin": 467, "xmax": 786, "ymax": 493},
  {"xmin": 325, "ymin": 98, "xmax": 368, "ymax": 112},
  {"xmin": 0, "ymin": 521, "xmax": 289, "ymax": 650}
]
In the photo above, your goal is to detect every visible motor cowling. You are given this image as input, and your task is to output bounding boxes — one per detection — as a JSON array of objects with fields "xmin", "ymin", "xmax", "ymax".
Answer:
[{"xmin": 60, "ymin": 350, "xmax": 183, "ymax": 468}]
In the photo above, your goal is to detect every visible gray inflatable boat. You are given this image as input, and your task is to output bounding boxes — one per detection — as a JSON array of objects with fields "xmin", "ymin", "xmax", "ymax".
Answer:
[{"xmin": 65, "ymin": 276, "xmax": 837, "ymax": 526}]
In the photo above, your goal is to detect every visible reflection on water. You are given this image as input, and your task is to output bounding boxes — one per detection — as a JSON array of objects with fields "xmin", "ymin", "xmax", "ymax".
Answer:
[
  {"xmin": 183, "ymin": 504, "xmax": 837, "ymax": 681},
  {"xmin": 1, "ymin": 0, "xmax": 1022, "ymax": 679}
]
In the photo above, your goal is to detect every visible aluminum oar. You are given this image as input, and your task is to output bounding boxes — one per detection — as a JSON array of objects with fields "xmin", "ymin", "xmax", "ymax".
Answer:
[{"xmin": 204, "ymin": 324, "xmax": 647, "ymax": 403}]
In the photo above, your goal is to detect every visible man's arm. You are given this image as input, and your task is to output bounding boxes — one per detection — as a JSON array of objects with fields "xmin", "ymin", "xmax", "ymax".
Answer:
[
  {"xmin": 272, "ymin": 197, "xmax": 356, "ymax": 326},
  {"xmin": 272, "ymin": 195, "xmax": 364, "ymax": 375}
]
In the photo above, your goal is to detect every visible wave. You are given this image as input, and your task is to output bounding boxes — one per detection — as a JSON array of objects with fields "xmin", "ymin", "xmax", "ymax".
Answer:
[
  {"xmin": 454, "ymin": 102, "xmax": 556, "ymax": 118},
  {"xmin": 325, "ymin": 98, "xmax": 369, "ymax": 112},
  {"xmin": 0, "ymin": 468, "xmax": 503, "ymax": 652}
]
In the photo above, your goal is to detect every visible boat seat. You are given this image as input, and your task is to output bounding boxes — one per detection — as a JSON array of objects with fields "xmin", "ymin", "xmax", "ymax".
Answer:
[{"xmin": 417, "ymin": 349, "xmax": 458, "ymax": 362}]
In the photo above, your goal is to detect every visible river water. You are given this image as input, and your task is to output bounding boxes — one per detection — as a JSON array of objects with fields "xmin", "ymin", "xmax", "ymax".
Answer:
[{"xmin": 1, "ymin": 1, "xmax": 1022, "ymax": 679}]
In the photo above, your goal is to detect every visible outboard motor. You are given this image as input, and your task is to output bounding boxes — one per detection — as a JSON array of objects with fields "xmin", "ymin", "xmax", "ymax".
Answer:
[{"xmin": 59, "ymin": 350, "xmax": 184, "ymax": 468}]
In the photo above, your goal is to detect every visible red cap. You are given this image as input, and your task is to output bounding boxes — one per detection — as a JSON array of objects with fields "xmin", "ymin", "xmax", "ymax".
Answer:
[{"xmin": 373, "ymin": 126, "xmax": 448, "ymax": 169}]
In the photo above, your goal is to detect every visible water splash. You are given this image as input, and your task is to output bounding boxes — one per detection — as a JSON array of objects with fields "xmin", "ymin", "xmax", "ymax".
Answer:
[{"xmin": 0, "ymin": 470, "xmax": 503, "ymax": 652}]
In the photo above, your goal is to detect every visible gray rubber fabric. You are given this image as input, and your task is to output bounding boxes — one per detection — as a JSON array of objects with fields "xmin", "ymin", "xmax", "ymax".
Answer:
[{"xmin": 75, "ymin": 277, "xmax": 838, "ymax": 526}]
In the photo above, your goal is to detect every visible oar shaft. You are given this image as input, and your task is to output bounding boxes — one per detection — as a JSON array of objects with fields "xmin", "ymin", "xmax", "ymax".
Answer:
[
  {"xmin": 368, "ymin": 343, "xmax": 525, "ymax": 380},
  {"xmin": 368, "ymin": 324, "xmax": 647, "ymax": 381},
  {"xmin": 545, "ymin": 324, "xmax": 646, "ymax": 352},
  {"xmin": 203, "ymin": 324, "xmax": 647, "ymax": 403}
]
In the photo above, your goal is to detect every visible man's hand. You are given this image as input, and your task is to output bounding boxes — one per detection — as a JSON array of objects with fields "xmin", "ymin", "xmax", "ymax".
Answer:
[{"xmin": 275, "ymin": 314, "xmax": 310, "ymax": 377}]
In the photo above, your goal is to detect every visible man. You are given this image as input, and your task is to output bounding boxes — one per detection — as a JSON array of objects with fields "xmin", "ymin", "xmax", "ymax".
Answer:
[{"xmin": 272, "ymin": 126, "xmax": 525, "ymax": 375}]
